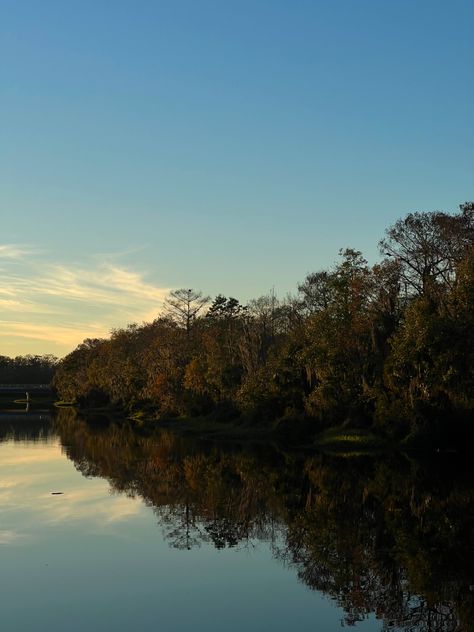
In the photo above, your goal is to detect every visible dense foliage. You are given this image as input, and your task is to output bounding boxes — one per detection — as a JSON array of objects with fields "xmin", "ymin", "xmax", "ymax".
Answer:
[
  {"xmin": 0, "ymin": 354, "xmax": 57, "ymax": 384},
  {"xmin": 53, "ymin": 204, "xmax": 474, "ymax": 440}
]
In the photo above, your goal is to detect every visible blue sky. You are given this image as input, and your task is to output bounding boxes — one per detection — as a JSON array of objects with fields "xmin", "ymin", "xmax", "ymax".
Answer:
[{"xmin": 1, "ymin": 0, "xmax": 473, "ymax": 356}]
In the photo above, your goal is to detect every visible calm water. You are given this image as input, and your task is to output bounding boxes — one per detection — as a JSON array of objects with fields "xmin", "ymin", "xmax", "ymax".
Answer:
[{"xmin": 0, "ymin": 410, "xmax": 472, "ymax": 632}]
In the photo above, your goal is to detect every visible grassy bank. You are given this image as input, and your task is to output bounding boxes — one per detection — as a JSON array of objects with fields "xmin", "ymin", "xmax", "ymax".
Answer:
[{"xmin": 312, "ymin": 426, "xmax": 390, "ymax": 454}]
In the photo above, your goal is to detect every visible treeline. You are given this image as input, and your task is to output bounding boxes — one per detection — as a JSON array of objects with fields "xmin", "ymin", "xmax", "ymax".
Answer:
[
  {"xmin": 53, "ymin": 203, "xmax": 474, "ymax": 440},
  {"xmin": 0, "ymin": 355, "xmax": 58, "ymax": 384}
]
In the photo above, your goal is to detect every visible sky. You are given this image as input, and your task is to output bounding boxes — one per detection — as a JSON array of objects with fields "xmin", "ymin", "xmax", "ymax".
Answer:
[{"xmin": 1, "ymin": 0, "xmax": 473, "ymax": 357}]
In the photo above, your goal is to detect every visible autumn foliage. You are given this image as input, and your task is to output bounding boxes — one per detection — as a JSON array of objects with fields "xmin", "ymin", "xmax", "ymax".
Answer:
[{"xmin": 53, "ymin": 203, "xmax": 474, "ymax": 440}]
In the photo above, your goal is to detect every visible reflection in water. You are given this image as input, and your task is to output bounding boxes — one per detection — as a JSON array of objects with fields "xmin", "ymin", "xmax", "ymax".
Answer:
[
  {"xmin": 0, "ymin": 411, "xmax": 53, "ymax": 442},
  {"xmin": 49, "ymin": 408, "xmax": 474, "ymax": 632}
]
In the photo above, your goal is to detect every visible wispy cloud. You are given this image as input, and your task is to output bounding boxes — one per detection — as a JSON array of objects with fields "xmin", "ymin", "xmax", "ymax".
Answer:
[
  {"xmin": 42, "ymin": 486, "xmax": 144, "ymax": 526},
  {"xmin": 0, "ymin": 244, "xmax": 38, "ymax": 259},
  {"xmin": 0, "ymin": 245, "xmax": 172, "ymax": 356},
  {"xmin": 27, "ymin": 263, "xmax": 169, "ymax": 306},
  {"xmin": 0, "ymin": 442, "xmax": 144, "ymax": 533},
  {"xmin": 0, "ymin": 530, "xmax": 24, "ymax": 545},
  {"xmin": 0, "ymin": 321, "xmax": 110, "ymax": 346}
]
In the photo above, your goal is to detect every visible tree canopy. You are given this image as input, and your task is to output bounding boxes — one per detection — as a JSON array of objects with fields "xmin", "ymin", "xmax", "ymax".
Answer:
[{"xmin": 53, "ymin": 202, "xmax": 474, "ymax": 443}]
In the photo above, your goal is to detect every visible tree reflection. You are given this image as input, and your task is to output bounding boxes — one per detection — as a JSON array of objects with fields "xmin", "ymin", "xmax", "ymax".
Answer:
[
  {"xmin": 0, "ymin": 413, "xmax": 53, "ymax": 442},
  {"xmin": 54, "ymin": 408, "xmax": 474, "ymax": 631}
]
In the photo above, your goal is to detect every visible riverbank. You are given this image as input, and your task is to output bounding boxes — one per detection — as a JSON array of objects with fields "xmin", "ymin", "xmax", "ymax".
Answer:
[
  {"xmin": 55, "ymin": 400, "xmax": 474, "ymax": 455},
  {"xmin": 0, "ymin": 392, "xmax": 457, "ymax": 455},
  {"xmin": 55, "ymin": 403, "xmax": 459, "ymax": 455}
]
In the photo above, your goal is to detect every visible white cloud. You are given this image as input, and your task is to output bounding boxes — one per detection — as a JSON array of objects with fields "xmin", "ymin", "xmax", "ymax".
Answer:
[
  {"xmin": 27, "ymin": 263, "xmax": 169, "ymax": 306},
  {"xmin": 0, "ymin": 245, "xmax": 172, "ymax": 356},
  {"xmin": 0, "ymin": 244, "xmax": 37, "ymax": 259}
]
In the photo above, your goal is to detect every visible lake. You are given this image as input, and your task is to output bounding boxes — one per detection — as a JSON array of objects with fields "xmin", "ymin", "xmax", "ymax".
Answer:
[{"xmin": 0, "ymin": 408, "xmax": 472, "ymax": 631}]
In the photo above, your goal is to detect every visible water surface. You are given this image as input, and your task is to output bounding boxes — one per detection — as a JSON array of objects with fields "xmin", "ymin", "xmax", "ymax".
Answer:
[{"xmin": 0, "ymin": 410, "xmax": 472, "ymax": 631}]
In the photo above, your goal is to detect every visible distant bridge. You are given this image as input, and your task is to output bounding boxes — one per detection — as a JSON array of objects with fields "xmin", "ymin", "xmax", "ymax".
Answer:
[{"xmin": 0, "ymin": 384, "xmax": 53, "ymax": 395}]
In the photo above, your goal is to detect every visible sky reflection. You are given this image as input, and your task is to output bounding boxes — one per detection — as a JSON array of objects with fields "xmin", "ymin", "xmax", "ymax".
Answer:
[
  {"xmin": 0, "ymin": 425, "xmax": 381, "ymax": 631},
  {"xmin": 0, "ymin": 440, "xmax": 146, "ymax": 538}
]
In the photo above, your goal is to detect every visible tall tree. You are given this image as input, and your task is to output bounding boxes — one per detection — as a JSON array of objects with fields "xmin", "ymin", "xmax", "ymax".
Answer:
[
  {"xmin": 164, "ymin": 289, "xmax": 210, "ymax": 334},
  {"xmin": 379, "ymin": 204, "xmax": 474, "ymax": 297}
]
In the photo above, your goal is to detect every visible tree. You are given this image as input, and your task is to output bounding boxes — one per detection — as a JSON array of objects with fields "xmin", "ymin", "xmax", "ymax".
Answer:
[
  {"xmin": 206, "ymin": 295, "xmax": 244, "ymax": 320},
  {"xmin": 379, "ymin": 204, "xmax": 474, "ymax": 297},
  {"xmin": 297, "ymin": 270, "xmax": 335, "ymax": 315},
  {"xmin": 164, "ymin": 289, "xmax": 210, "ymax": 334},
  {"xmin": 385, "ymin": 244, "xmax": 474, "ymax": 417}
]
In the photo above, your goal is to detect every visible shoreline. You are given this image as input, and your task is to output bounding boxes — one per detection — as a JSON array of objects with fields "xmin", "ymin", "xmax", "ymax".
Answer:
[
  {"xmin": 46, "ymin": 402, "xmax": 474, "ymax": 455},
  {"xmin": 1, "ymin": 396, "xmax": 471, "ymax": 454}
]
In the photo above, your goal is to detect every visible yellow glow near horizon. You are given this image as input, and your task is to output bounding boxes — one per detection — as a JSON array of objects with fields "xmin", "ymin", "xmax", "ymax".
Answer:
[{"xmin": 0, "ymin": 246, "xmax": 171, "ymax": 357}]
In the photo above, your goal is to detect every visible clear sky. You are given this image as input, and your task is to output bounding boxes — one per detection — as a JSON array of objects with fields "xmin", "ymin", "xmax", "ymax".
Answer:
[{"xmin": 1, "ymin": 0, "xmax": 473, "ymax": 356}]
